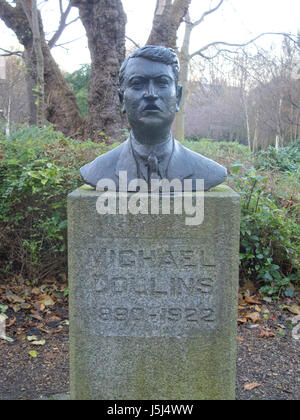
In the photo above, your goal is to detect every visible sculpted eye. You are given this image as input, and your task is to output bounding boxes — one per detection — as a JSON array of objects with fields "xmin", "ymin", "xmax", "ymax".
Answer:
[
  {"xmin": 130, "ymin": 78, "xmax": 144, "ymax": 89},
  {"xmin": 157, "ymin": 78, "xmax": 170, "ymax": 87}
]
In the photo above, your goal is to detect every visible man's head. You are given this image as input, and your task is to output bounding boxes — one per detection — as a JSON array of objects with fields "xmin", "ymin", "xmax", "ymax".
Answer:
[
  {"xmin": 118, "ymin": 45, "xmax": 182, "ymax": 143},
  {"xmin": 119, "ymin": 45, "xmax": 180, "ymax": 94}
]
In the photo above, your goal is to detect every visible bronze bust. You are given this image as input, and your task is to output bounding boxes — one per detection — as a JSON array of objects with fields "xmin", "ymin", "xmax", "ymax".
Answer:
[{"xmin": 80, "ymin": 45, "xmax": 227, "ymax": 191}]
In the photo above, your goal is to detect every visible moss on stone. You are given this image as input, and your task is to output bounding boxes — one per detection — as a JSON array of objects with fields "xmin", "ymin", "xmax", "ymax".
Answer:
[
  {"xmin": 80, "ymin": 184, "xmax": 95, "ymax": 191},
  {"xmin": 210, "ymin": 184, "xmax": 232, "ymax": 193}
]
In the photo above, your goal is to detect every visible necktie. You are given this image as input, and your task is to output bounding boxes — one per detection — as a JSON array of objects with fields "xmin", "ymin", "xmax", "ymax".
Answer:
[{"xmin": 147, "ymin": 152, "xmax": 161, "ymax": 183}]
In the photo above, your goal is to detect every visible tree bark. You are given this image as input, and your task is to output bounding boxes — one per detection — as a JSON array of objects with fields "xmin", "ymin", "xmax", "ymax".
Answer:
[
  {"xmin": 174, "ymin": 12, "xmax": 193, "ymax": 141},
  {"xmin": 147, "ymin": 0, "xmax": 192, "ymax": 50},
  {"xmin": 20, "ymin": 0, "xmax": 45, "ymax": 128},
  {"xmin": 73, "ymin": 0, "xmax": 127, "ymax": 142},
  {"xmin": 0, "ymin": 0, "xmax": 85, "ymax": 137}
]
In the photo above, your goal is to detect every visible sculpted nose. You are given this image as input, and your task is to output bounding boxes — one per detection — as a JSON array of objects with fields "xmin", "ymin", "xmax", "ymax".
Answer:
[{"xmin": 144, "ymin": 80, "xmax": 158, "ymax": 99}]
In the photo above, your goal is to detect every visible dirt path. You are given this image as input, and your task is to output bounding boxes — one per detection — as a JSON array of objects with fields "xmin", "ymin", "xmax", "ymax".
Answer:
[{"xmin": 0, "ymin": 294, "xmax": 299, "ymax": 400}]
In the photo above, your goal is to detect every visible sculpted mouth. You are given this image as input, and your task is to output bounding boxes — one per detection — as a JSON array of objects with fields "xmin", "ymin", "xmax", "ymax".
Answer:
[{"xmin": 143, "ymin": 104, "xmax": 161, "ymax": 111}]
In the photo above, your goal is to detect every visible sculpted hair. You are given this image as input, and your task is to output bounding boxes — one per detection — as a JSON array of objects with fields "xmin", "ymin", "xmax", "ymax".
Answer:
[{"xmin": 119, "ymin": 45, "xmax": 180, "ymax": 93}]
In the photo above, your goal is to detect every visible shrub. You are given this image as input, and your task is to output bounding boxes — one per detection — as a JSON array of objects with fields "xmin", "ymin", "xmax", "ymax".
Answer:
[
  {"xmin": 183, "ymin": 139, "xmax": 252, "ymax": 170},
  {"xmin": 1, "ymin": 130, "xmax": 299, "ymax": 296},
  {"xmin": 0, "ymin": 126, "xmax": 115, "ymax": 284},
  {"xmin": 231, "ymin": 166, "xmax": 300, "ymax": 297},
  {"xmin": 255, "ymin": 140, "xmax": 300, "ymax": 177}
]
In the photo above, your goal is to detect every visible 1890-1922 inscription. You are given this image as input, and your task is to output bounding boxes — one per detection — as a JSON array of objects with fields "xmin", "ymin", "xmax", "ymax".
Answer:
[{"xmin": 76, "ymin": 240, "xmax": 218, "ymax": 337}]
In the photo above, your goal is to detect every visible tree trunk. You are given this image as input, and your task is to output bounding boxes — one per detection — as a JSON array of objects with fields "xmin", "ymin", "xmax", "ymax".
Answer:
[
  {"xmin": 252, "ymin": 109, "xmax": 259, "ymax": 152},
  {"xmin": 20, "ymin": 0, "xmax": 45, "ymax": 128},
  {"xmin": 0, "ymin": 0, "xmax": 85, "ymax": 137},
  {"xmin": 174, "ymin": 13, "xmax": 193, "ymax": 141},
  {"xmin": 74, "ymin": 0, "xmax": 127, "ymax": 142},
  {"xmin": 276, "ymin": 96, "xmax": 284, "ymax": 148},
  {"xmin": 42, "ymin": 41, "xmax": 85, "ymax": 137},
  {"xmin": 147, "ymin": 0, "xmax": 192, "ymax": 50},
  {"xmin": 4, "ymin": 92, "xmax": 11, "ymax": 136}
]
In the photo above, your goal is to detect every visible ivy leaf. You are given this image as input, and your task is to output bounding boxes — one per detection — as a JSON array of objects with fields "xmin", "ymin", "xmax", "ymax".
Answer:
[{"xmin": 284, "ymin": 288, "xmax": 294, "ymax": 297}]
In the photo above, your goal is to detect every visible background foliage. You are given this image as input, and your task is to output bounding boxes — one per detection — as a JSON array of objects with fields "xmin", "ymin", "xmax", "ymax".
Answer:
[
  {"xmin": 0, "ymin": 127, "xmax": 299, "ymax": 296},
  {"xmin": 0, "ymin": 125, "xmax": 114, "ymax": 283},
  {"xmin": 65, "ymin": 64, "xmax": 91, "ymax": 118}
]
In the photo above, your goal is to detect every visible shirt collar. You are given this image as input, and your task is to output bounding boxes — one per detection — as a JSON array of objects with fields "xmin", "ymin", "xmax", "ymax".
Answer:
[{"xmin": 130, "ymin": 132, "xmax": 174, "ymax": 179}]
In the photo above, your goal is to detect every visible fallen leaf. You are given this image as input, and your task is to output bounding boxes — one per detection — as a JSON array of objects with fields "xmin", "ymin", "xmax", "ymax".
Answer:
[
  {"xmin": 0, "ymin": 314, "xmax": 8, "ymax": 323},
  {"xmin": 44, "ymin": 353, "xmax": 56, "ymax": 360},
  {"xmin": 28, "ymin": 350, "xmax": 37, "ymax": 358},
  {"xmin": 245, "ymin": 297, "xmax": 261, "ymax": 305},
  {"xmin": 282, "ymin": 305, "xmax": 300, "ymax": 315},
  {"xmin": 31, "ymin": 288, "xmax": 40, "ymax": 296},
  {"xmin": 30, "ymin": 313, "xmax": 43, "ymax": 321},
  {"xmin": 238, "ymin": 318, "xmax": 247, "ymax": 324},
  {"xmin": 5, "ymin": 291, "xmax": 24, "ymax": 304},
  {"xmin": 292, "ymin": 315, "xmax": 300, "ymax": 325},
  {"xmin": 10, "ymin": 304, "xmax": 21, "ymax": 313},
  {"xmin": 6, "ymin": 317, "xmax": 16, "ymax": 328},
  {"xmin": 244, "ymin": 382, "xmax": 261, "ymax": 391},
  {"xmin": 249, "ymin": 324, "xmax": 260, "ymax": 329},
  {"xmin": 236, "ymin": 336, "xmax": 244, "ymax": 341},
  {"xmin": 0, "ymin": 334, "xmax": 14, "ymax": 343},
  {"xmin": 45, "ymin": 315, "xmax": 61, "ymax": 323},
  {"xmin": 39, "ymin": 295, "xmax": 55, "ymax": 307},
  {"xmin": 0, "ymin": 304, "xmax": 8, "ymax": 313},
  {"xmin": 259, "ymin": 327, "xmax": 275, "ymax": 338},
  {"xmin": 292, "ymin": 318, "xmax": 300, "ymax": 340},
  {"xmin": 246, "ymin": 312, "xmax": 261, "ymax": 323},
  {"xmin": 27, "ymin": 335, "xmax": 39, "ymax": 342},
  {"xmin": 32, "ymin": 339, "xmax": 46, "ymax": 346}
]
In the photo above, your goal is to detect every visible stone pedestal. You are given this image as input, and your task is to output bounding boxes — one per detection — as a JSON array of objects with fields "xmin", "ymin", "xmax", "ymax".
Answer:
[{"xmin": 68, "ymin": 185, "xmax": 240, "ymax": 400}]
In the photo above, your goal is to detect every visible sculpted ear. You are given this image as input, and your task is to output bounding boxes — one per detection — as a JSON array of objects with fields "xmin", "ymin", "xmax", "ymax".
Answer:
[
  {"xmin": 176, "ymin": 85, "xmax": 183, "ymax": 111},
  {"xmin": 118, "ymin": 89, "xmax": 126, "ymax": 114}
]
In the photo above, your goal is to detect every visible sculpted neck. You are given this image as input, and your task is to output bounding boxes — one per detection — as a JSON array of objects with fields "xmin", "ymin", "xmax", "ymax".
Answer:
[{"xmin": 131, "ymin": 126, "xmax": 172, "ymax": 146}]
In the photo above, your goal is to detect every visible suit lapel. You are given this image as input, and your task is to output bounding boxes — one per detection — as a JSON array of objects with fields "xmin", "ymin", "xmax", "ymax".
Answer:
[
  {"xmin": 115, "ymin": 139, "xmax": 138, "ymax": 191},
  {"xmin": 167, "ymin": 140, "xmax": 194, "ymax": 181},
  {"xmin": 114, "ymin": 138, "xmax": 195, "ymax": 190}
]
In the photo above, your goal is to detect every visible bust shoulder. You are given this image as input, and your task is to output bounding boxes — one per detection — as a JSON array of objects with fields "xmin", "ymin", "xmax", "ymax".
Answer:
[
  {"xmin": 80, "ymin": 141, "xmax": 126, "ymax": 187},
  {"xmin": 172, "ymin": 140, "xmax": 227, "ymax": 190}
]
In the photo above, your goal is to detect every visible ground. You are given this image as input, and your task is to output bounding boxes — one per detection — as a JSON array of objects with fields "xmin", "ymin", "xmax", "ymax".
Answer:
[{"xmin": 0, "ymin": 283, "xmax": 299, "ymax": 400}]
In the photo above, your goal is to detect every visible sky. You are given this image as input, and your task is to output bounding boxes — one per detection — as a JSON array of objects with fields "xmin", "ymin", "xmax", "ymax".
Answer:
[{"xmin": 0, "ymin": 0, "xmax": 299, "ymax": 73}]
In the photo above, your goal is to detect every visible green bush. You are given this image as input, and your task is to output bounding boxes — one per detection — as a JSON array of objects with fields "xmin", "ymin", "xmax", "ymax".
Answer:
[
  {"xmin": 255, "ymin": 140, "xmax": 300, "ymax": 177},
  {"xmin": 1, "ymin": 130, "xmax": 299, "ymax": 297},
  {"xmin": 0, "ymin": 125, "xmax": 114, "ymax": 283},
  {"xmin": 231, "ymin": 166, "xmax": 300, "ymax": 297},
  {"xmin": 65, "ymin": 64, "xmax": 91, "ymax": 118},
  {"xmin": 183, "ymin": 139, "xmax": 252, "ymax": 169}
]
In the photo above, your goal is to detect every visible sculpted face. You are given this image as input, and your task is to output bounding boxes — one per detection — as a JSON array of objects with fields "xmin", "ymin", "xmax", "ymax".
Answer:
[{"xmin": 120, "ymin": 57, "xmax": 182, "ymax": 141}]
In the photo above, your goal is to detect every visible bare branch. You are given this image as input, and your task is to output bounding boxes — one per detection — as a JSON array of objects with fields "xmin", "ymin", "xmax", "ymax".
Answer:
[
  {"xmin": 191, "ymin": 0, "xmax": 225, "ymax": 27},
  {"xmin": 48, "ymin": 0, "xmax": 75, "ymax": 49},
  {"xmin": 125, "ymin": 35, "xmax": 140, "ymax": 49},
  {"xmin": 190, "ymin": 32, "xmax": 300, "ymax": 59},
  {"xmin": 59, "ymin": 0, "xmax": 63, "ymax": 16},
  {"xmin": 0, "ymin": 47, "xmax": 23, "ymax": 57},
  {"xmin": 52, "ymin": 35, "xmax": 85, "ymax": 49}
]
